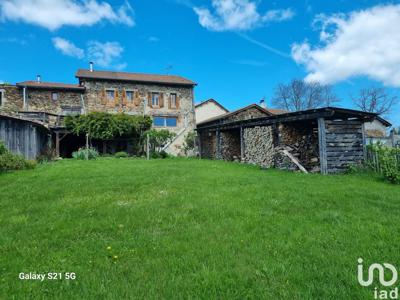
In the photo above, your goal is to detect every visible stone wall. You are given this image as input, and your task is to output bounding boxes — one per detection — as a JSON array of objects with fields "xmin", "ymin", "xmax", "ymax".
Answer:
[
  {"xmin": 0, "ymin": 85, "xmax": 23, "ymax": 114},
  {"xmin": 81, "ymin": 79, "xmax": 196, "ymax": 155},
  {"xmin": 220, "ymin": 130, "xmax": 241, "ymax": 161},
  {"xmin": 223, "ymin": 106, "xmax": 268, "ymax": 123},
  {"xmin": 278, "ymin": 122, "xmax": 320, "ymax": 172},
  {"xmin": 26, "ymin": 89, "xmax": 82, "ymax": 114},
  {"xmin": 243, "ymin": 126, "xmax": 274, "ymax": 168}
]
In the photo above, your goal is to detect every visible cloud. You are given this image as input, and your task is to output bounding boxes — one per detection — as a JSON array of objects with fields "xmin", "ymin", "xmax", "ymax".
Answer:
[
  {"xmin": 147, "ymin": 36, "xmax": 160, "ymax": 43},
  {"xmin": 52, "ymin": 37, "xmax": 85, "ymax": 59},
  {"xmin": 0, "ymin": 0, "xmax": 134, "ymax": 30},
  {"xmin": 193, "ymin": 0, "xmax": 294, "ymax": 31},
  {"xmin": 87, "ymin": 41, "xmax": 125, "ymax": 69},
  {"xmin": 292, "ymin": 4, "xmax": 400, "ymax": 87},
  {"xmin": 52, "ymin": 38, "xmax": 126, "ymax": 69}
]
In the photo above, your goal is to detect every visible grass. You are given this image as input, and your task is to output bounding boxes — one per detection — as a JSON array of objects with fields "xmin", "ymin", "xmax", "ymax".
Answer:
[{"xmin": 0, "ymin": 158, "xmax": 399, "ymax": 299}]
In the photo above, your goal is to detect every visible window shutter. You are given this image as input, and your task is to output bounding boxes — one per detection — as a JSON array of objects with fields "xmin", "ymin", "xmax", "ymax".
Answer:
[
  {"xmin": 101, "ymin": 88, "xmax": 106, "ymax": 105},
  {"xmin": 168, "ymin": 94, "xmax": 172, "ymax": 109},
  {"xmin": 148, "ymin": 92, "xmax": 152, "ymax": 107},
  {"xmin": 176, "ymin": 94, "xmax": 180, "ymax": 109},
  {"xmin": 159, "ymin": 93, "xmax": 164, "ymax": 108},
  {"xmin": 134, "ymin": 91, "xmax": 141, "ymax": 106},
  {"xmin": 122, "ymin": 88, "xmax": 127, "ymax": 106},
  {"xmin": 114, "ymin": 89, "xmax": 119, "ymax": 106}
]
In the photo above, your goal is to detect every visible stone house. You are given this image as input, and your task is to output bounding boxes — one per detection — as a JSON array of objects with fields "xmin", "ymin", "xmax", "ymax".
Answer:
[
  {"xmin": 195, "ymin": 99, "xmax": 229, "ymax": 124},
  {"xmin": 0, "ymin": 66, "xmax": 196, "ymax": 157},
  {"xmin": 197, "ymin": 105, "xmax": 387, "ymax": 174}
]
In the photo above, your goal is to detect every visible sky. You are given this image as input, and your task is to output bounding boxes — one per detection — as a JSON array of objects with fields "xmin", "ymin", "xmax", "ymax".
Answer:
[{"xmin": 0, "ymin": 0, "xmax": 399, "ymax": 126}]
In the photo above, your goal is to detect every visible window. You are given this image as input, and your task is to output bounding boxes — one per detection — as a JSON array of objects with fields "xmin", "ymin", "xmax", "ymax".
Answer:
[
  {"xmin": 153, "ymin": 116, "xmax": 178, "ymax": 127},
  {"xmin": 126, "ymin": 91, "xmax": 134, "ymax": 102},
  {"xmin": 152, "ymin": 92, "xmax": 160, "ymax": 106},
  {"xmin": 106, "ymin": 89, "xmax": 114, "ymax": 101},
  {"xmin": 52, "ymin": 92, "xmax": 58, "ymax": 101},
  {"xmin": 0, "ymin": 90, "xmax": 4, "ymax": 107},
  {"xmin": 170, "ymin": 93, "xmax": 177, "ymax": 108},
  {"xmin": 62, "ymin": 106, "xmax": 82, "ymax": 116}
]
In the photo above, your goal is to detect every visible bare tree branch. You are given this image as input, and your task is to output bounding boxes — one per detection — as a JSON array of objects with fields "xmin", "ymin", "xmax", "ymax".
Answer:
[
  {"xmin": 353, "ymin": 87, "xmax": 398, "ymax": 115},
  {"xmin": 272, "ymin": 79, "xmax": 339, "ymax": 111}
]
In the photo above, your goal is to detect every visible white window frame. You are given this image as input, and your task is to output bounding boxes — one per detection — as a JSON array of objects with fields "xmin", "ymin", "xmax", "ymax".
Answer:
[
  {"xmin": 153, "ymin": 116, "xmax": 178, "ymax": 128},
  {"xmin": 152, "ymin": 92, "xmax": 160, "ymax": 107},
  {"xmin": 170, "ymin": 93, "xmax": 177, "ymax": 108},
  {"xmin": 106, "ymin": 89, "xmax": 115, "ymax": 101},
  {"xmin": 126, "ymin": 90, "xmax": 134, "ymax": 102}
]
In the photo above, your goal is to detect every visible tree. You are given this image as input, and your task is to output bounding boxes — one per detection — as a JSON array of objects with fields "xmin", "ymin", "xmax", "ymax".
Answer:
[
  {"xmin": 272, "ymin": 79, "xmax": 339, "ymax": 111},
  {"xmin": 352, "ymin": 87, "xmax": 398, "ymax": 115},
  {"xmin": 147, "ymin": 129, "xmax": 176, "ymax": 153}
]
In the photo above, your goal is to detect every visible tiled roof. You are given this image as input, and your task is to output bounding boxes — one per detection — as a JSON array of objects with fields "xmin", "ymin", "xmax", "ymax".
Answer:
[
  {"xmin": 76, "ymin": 69, "xmax": 196, "ymax": 86},
  {"xmin": 16, "ymin": 81, "xmax": 85, "ymax": 91}
]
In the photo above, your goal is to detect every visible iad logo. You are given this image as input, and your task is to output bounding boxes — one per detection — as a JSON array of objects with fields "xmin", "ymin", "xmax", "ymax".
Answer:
[{"xmin": 358, "ymin": 258, "xmax": 399, "ymax": 299}]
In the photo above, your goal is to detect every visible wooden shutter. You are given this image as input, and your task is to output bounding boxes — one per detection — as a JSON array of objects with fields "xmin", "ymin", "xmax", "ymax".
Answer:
[
  {"xmin": 101, "ymin": 88, "xmax": 106, "ymax": 105},
  {"xmin": 168, "ymin": 94, "xmax": 171, "ymax": 109},
  {"xmin": 176, "ymin": 94, "xmax": 180, "ymax": 109},
  {"xmin": 122, "ymin": 88, "xmax": 127, "ymax": 106},
  {"xmin": 159, "ymin": 93, "xmax": 164, "ymax": 108},
  {"xmin": 114, "ymin": 89, "xmax": 119, "ymax": 106},
  {"xmin": 134, "ymin": 91, "xmax": 141, "ymax": 106},
  {"xmin": 148, "ymin": 92, "xmax": 152, "ymax": 107}
]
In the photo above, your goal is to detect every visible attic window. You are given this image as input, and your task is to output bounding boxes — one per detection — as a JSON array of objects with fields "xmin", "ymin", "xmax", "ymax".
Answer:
[
  {"xmin": 106, "ymin": 89, "xmax": 114, "ymax": 101},
  {"xmin": 126, "ymin": 91, "xmax": 134, "ymax": 102},
  {"xmin": 52, "ymin": 92, "xmax": 58, "ymax": 101}
]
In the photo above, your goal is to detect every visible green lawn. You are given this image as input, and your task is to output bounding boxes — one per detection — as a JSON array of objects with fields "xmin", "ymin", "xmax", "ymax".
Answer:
[{"xmin": 0, "ymin": 158, "xmax": 399, "ymax": 299}]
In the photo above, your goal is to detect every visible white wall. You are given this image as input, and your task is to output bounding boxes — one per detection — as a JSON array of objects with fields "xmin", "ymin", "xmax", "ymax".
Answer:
[{"xmin": 195, "ymin": 102, "xmax": 227, "ymax": 124}]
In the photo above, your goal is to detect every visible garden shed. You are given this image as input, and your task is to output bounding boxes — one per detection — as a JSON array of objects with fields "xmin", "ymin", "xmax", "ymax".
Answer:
[
  {"xmin": 0, "ymin": 114, "xmax": 50, "ymax": 159},
  {"xmin": 197, "ymin": 106, "xmax": 383, "ymax": 174}
]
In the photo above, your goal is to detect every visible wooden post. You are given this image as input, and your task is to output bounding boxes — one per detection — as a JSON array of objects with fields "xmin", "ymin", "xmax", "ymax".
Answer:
[
  {"xmin": 146, "ymin": 133, "xmax": 150, "ymax": 160},
  {"xmin": 55, "ymin": 132, "xmax": 60, "ymax": 158},
  {"xmin": 198, "ymin": 133, "xmax": 202, "ymax": 159},
  {"xmin": 361, "ymin": 122, "xmax": 367, "ymax": 162},
  {"xmin": 240, "ymin": 126, "xmax": 244, "ymax": 161},
  {"xmin": 318, "ymin": 118, "xmax": 328, "ymax": 175},
  {"xmin": 85, "ymin": 133, "xmax": 89, "ymax": 160},
  {"xmin": 216, "ymin": 129, "xmax": 221, "ymax": 160}
]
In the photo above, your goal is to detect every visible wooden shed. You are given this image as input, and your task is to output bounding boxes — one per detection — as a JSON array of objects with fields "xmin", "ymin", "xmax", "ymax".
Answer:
[
  {"xmin": 197, "ymin": 107, "xmax": 381, "ymax": 174},
  {"xmin": 0, "ymin": 114, "xmax": 50, "ymax": 159}
]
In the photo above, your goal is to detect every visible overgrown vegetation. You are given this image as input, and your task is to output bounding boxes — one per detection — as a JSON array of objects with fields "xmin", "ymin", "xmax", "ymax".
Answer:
[
  {"xmin": 147, "ymin": 129, "xmax": 176, "ymax": 155},
  {"xmin": 0, "ymin": 140, "xmax": 36, "ymax": 172},
  {"xmin": 0, "ymin": 159, "xmax": 399, "ymax": 298},
  {"xmin": 366, "ymin": 143, "xmax": 400, "ymax": 184},
  {"xmin": 65, "ymin": 112, "xmax": 152, "ymax": 140},
  {"xmin": 183, "ymin": 131, "xmax": 197, "ymax": 155},
  {"xmin": 72, "ymin": 148, "xmax": 99, "ymax": 160}
]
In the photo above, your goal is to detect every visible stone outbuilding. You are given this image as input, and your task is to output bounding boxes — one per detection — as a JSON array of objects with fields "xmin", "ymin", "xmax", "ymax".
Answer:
[{"xmin": 197, "ymin": 106, "xmax": 384, "ymax": 174}]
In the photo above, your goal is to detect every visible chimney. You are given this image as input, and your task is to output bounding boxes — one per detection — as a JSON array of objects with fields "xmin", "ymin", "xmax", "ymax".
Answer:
[
  {"xmin": 89, "ymin": 62, "xmax": 94, "ymax": 72},
  {"xmin": 259, "ymin": 97, "xmax": 266, "ymax": 109},
  {"xmin": 37, "ymin": 75, "xmax": 41, "ymax": 83}
]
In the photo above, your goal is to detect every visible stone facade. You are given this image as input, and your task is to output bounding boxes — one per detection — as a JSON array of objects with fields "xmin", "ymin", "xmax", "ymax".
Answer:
[
  {"xmin": 243, "ymin": 126, "xmax": 274, "ymax": 168},
  {"xmin": 0, "ymin": 71, "xmax": 196, "ymax": 155},
  {"xmin": 0, "ymin": 85, "xmax": 23, "ymax": 114}
]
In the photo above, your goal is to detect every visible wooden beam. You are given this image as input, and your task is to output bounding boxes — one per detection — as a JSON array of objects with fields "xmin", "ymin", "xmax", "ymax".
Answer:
[
  {"xmin": 318, "ymin": 118, "xmax": 328, "ymax": 175},
  {"xmin": 198, "ymin": 133, "xmax": 202, "ymax": 159},
  {"xmin": 240, "ymin": 126, "xmax": 244, "ymax": 161},
  {"xmin": 216, "ymin": 129, "xmax": 221, "ymax": 160},
  {"xmin": 55, "ymin": 132, "xmax": 60, "ymax": 158}
]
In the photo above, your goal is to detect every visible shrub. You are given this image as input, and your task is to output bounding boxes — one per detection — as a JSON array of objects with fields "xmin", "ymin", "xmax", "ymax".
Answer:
[
  {"xmin": 72, "ymin": 148, "xmax": 99, "ymax": 160},
  {"xmin": 0, "ymin": 152, "xmax": 36, "ymax": 172},
  {"xmin": 183, "ymin": 131, "xmax": 197, "ymax": 156},
  {"xmin": 115, "ymin": 151, "xmax": 129, "ymax": 158},
  {"xmin": 0, "ymin": 140, "xmax": 8, "ymax": 155},
  {"xmin": 367, "ymin": 143, "xmax": 400, "ymax": 184},
  {"xmin": 151, "ymin": 150, "xmax": 170, "ymax": 159}
]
